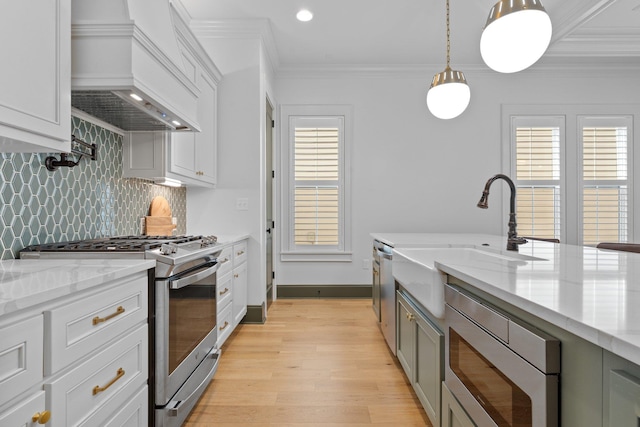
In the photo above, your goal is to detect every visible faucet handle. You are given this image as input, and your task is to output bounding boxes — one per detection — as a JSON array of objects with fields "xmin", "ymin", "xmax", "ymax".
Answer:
[{"xmin": 507, "ymin": 236, "xmax": 528, "ymax": 251}]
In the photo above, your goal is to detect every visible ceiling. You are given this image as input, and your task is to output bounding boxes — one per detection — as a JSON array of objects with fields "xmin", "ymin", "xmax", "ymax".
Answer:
[{"xmin": 179, "ymin": 0, "xmax": 640, "ymax": 70}]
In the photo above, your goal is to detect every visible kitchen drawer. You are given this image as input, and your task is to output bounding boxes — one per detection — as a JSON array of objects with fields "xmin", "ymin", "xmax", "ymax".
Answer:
[
  {"xmin": 80, "ymin": 385, "xmax": 148, "ymax": 427},
  {"xmin": 0, "ymin": 390, "xmax": 47, "ymax": 426},
  {"xmin": 0, "ymin": 315, "xmax": 43, "ymax": 406},
  {"xmin": 233, "ymin": 240, "xmax": 248, "ymax": 266},
  {"xmin": 45, "ymin": 272, "xmax": 148, "ymax": 375},
  {"xmin": 46, "ymin": 325, "xmax": 148, "ymax": 427},
  {"xmin": 216, "ymin": 303, "xmax": 233, "ymax": 347},
  {"xmin": 217, "ymin": 271, "xmax": 233, "ymax": 310},
  {"xmin": 216, "ymin": 246, "xmax": 233, "ymax": 278}
]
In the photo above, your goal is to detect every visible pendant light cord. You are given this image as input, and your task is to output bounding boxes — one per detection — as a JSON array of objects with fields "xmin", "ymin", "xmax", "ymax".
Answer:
[{"xmin": 446, "ymin": 0, "xmax": 451, "ymax": 70}]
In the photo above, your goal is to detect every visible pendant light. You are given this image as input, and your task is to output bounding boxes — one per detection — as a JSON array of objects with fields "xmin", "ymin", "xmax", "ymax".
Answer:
[
  {"xmin": 426, "ymin": 0, "xmax": 470, "ymax": 120},
  {"xmin": 480, "ymin": 0, "xmax": 552, "ymax": 73}
]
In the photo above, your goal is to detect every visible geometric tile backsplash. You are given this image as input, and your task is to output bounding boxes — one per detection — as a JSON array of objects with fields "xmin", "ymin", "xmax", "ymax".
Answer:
[{"xmin": 0, "ymin": 116, "xmax": 186, "ymax": 260}]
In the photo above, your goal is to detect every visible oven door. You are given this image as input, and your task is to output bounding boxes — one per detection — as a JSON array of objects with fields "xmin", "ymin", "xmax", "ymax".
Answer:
[
  {"xmin": 445, "ymin": 303, "xmax": 559, "ymax": 427},
  {"xmin": 155, "ymin": 260, "xmax": 219, "ymax": 407}
]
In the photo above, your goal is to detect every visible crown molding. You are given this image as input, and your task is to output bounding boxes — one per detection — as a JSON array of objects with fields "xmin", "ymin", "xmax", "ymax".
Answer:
[
  {"xmin": 189, "ymin": 19, "xmax": 280, "ymax": 70},
  {"xmin": 275, "ymin": 60, "xmax": 640, "ymax": 80},
  {"xmin": 548, "ymin": 27, "xmax": 640, "ymax": 57},
  {"xmin": 550, "ymin": 0, "xmax": 617, "ymax": 42}
]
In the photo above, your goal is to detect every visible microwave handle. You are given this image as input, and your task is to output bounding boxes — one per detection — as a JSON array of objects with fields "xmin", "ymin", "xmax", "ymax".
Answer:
[
  {"xmin": 169, "ymin": 263, "xmax": 218, "ymax": 290},
  {"xmin": 167, "ymin": 347, "xmax": 221, "ymax": 417}
]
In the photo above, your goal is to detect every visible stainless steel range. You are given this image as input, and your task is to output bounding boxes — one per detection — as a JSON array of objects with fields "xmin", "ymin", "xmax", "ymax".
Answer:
[{"xmin": 20, "ymin": 235, "xmax": 223, "ymax": 427}]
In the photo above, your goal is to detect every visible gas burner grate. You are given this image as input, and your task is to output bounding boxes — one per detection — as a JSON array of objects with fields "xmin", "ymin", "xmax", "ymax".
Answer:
[{"xmin": 20, "ymin": 235, "xmax": 205, "ymax": 253}]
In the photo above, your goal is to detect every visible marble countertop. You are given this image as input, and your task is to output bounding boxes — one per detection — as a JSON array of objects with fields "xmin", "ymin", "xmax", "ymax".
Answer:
[
  {"xmin": 375, "ymin": 233, "xmax": 640, "ymax": 366},
  {"xmin": 0, "ymin": 234, "xmax": 249, "ymax": 317},
  {"xmin": 214, "ymin": 234, "xmax": 251, "ymax": 247},
  {"xmin": 0, "ymin": 259, "xmax": 155, "ymax": 316}
]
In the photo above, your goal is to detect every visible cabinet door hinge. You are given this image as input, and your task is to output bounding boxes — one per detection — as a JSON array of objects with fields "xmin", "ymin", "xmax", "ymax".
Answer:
[
  {"xmin": 272, "ymin": 271, "xmax": 275, "ymax": 279},
  {"xmin": 271, "ymin": 120, "xmax": 275, "ymax": 128},
  {"xmin": 271, "ymin": 220, "xmax": 275, "ymax": 229},
  {"xmin": 271, "ymin": 170, "xmax": 275, "ymax": 178}
]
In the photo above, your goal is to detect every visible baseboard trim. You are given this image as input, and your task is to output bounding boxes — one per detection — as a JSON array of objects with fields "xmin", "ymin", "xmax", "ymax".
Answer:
[
  {"xmin": 242, "ymin": 303, "xmax": 266, "ymax": 324},
  {"xmin": 277, "ymin": 285, "xmax": 372, "ymax": 298}
]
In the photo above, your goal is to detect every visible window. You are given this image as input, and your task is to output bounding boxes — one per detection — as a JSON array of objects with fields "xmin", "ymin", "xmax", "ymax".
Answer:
[
  {"xmin": 581, "ymin": 118, "xmax": 629, "ymax": 245},
  {"xmin": 294, "ymin": 125, "xmax": 340, "ymax": 246},
  {"xmin": 281, "ymin": 105, "xmax": 352, "ymax": 261},
  {"xmin": 507, "ymin": 110, "xmax": 633, "ymax": 246},
  {"xmin": 513, "ymin": 118, "xmax": 562, "ymax": 241}
]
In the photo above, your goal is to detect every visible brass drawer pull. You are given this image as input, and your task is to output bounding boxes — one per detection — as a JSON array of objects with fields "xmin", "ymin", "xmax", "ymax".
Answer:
[
  {"xmin": 406, "ymin": 312, "xmax": 415, "ymax": 321},
  {"xmin": 236, "ymin": 250, "xmax": 245, "ymax": 256},
  {"xmin": 93, "ymin": 306, "xmax": 125, "ymax": 325},
  {"xmin": 219, "ymin": 321, "xmax": 229, "ymax": 331},
  {"xmin": 234, "ymin": 273, "xmax": 239, "ymax": 278},
  {"xmin": 220, "ymin": 257, "xmax": 230, "ymax": 264},
  {"xmin": 32, "ymin": 410, "xmax": 51, "ymax": 424},
  {"xmin": 219, "ymin": 287, "xmax": 230, "ymax": 296},
  {"xmin": 93, "ymin": 367, "xmax": 125, "ymax": 395}
]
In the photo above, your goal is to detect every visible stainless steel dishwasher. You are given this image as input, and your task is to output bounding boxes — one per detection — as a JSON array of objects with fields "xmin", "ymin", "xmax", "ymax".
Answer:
[
  {"xmin": 374, "ymin": 240, "xmax": 396, "ymax": 355},
  {"xmin": 372, "ymin": 244, "xmax": 381, "ymax": 322}
]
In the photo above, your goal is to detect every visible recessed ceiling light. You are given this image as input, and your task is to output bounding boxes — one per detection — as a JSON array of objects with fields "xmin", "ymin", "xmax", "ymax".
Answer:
[
  {"xmin": 296, "ymin": 9, "xmax": 313, "ymax": 22},
  {"xmin": 130, "ymin": 93, "xmax": 143, "ymax": 102}
]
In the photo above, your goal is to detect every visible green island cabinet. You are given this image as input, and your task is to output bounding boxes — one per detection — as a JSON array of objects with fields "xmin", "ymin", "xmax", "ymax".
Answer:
[{"xmin": 396, "ymin": 290, "xmax": 444, "ymax": 427}]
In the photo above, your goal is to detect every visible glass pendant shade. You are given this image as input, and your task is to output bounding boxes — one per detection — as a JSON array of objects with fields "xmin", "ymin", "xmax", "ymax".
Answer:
[
  {"xmin": 480, "ymin": 0, "xmax": 552, "ymax": 73},
  {"xmin": 427, "ymin": 67, "xmax": 471, "ymax": 120}
]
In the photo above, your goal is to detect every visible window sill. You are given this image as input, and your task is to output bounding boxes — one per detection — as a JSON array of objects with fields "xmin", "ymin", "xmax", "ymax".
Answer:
[{"xmin": 280, "ymin": 252, "xmax": 353, "ymax": 262}]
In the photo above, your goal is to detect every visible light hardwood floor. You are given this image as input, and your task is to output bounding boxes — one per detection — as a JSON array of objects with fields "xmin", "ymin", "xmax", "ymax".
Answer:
[{"xmin": 184, "ymin": 298, "xmax": 431, "ymax": 426}]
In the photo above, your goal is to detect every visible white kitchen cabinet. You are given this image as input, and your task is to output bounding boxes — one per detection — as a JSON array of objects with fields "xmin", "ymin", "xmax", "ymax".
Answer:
[
  {"xmin": 0, "ymin": 0, "xmax": 71, "ymax": 153},
  {"xmin": 0, "ymin": 391, "xmax": 48, "ymax": 426},
  {"xmin": 0, "ymin": 315, "xmax": 43, "ymax": 407},
  {"xmin": 216, "ymin": 267, "xmax": 234, "ymax": 347},
  {"xmin": 396, "ymin": 291, "xmax": 444, "ymax": 427},
  {"xmin": 98, "ymin": 385, "xmax": 148, "ymax": 427},
  {"xmin": 170, "ymin": 69, "xmax": 218, "ymax": 185},
  {"xmin": 46, "ymin": 325, "xmax": 148, "ymax": 427},
  {"xmin": 0, "ymin": 269, "xmax": 150, "ymax": 426},
  {"xmin": 45, "ymin": 275, "xmax": 147, "ymax": 375},
  {"xmin": 217, "ymin": 301, "xmax": 234, "ymax": 346},
  {"xmin": 232, "ymin": 240, "xmax": 248, "ymax": 327},
  {"xmin": 216, "ymin": 239, "xmax": 248, "ymax": 347}
]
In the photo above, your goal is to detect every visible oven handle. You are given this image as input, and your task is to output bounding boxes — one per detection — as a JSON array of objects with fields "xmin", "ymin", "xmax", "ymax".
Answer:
[
  {"xmin": 167, "ymin": 347, "xmax": 221, "ymax": 417},
  {"xmin": 168, "ymin": 262, "xmax": 218, "ymax": 290}
]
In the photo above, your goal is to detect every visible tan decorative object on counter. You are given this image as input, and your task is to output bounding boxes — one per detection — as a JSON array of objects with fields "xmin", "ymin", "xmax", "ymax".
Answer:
[{"xmin": 146, "ymin": 196, "xmax": 176, "ymax": 235}]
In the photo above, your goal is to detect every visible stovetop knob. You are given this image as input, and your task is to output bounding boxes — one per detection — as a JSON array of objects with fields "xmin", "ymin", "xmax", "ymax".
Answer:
[
  {"xmin": 200, "ymin": 235, "xmax": 218, "ymax": 247},
  {"xmin": 160, "ymin": 244, "xmax": 178, "ymax": 255}
]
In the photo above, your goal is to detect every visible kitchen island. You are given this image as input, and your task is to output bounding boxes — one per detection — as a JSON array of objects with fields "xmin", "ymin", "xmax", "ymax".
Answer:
[{"xmin": 375, "ymin": 233, "xmax": 640, "ymax": 426}]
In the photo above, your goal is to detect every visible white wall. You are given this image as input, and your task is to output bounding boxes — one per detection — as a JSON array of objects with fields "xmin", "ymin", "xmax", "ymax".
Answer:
[
  {"xmin": 187, "ymin": 37, "xmax": 269, "ymax": 311},
  {"xmin": 275, "ymin": 66, "xmax": 640, "ymax": 286}
]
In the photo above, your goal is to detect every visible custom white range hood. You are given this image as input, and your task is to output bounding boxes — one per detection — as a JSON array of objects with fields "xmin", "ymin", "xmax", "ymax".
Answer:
[{"xmin": 71, "ymin": 0, "xmax": 200, "ymax": 132}]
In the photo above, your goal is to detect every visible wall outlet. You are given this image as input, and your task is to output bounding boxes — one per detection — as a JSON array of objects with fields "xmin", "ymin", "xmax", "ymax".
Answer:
[
  {"xmin": 236, "ymin": 198, "xmax": 249, "ymax": 211},
  {"xmin": 362, "ymin": 258, "xmax": 370, "ymax": 269}
]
